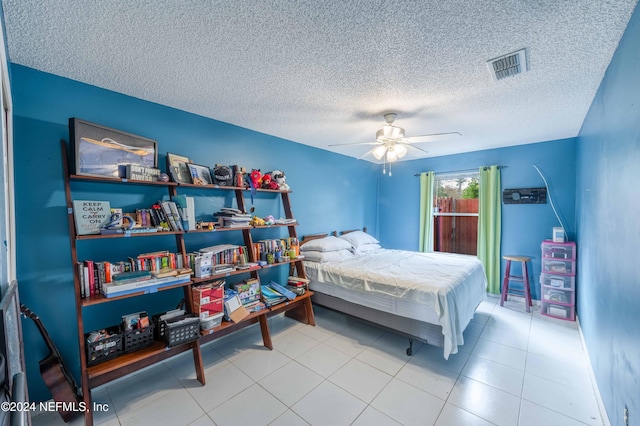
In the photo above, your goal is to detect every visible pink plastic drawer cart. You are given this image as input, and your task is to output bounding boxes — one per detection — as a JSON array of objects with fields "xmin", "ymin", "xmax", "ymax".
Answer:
[{"xmin": 540, "ymin": 240, "xmax": 576, "ymax": 320}]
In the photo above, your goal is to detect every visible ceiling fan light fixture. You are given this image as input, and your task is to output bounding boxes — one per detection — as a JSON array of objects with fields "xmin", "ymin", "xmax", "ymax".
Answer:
[
  {"xmin": 372, "ymin": 145, "xmax": 387, "ymax": 160},
  {"xmin": 386, "ymin": 148, "xmax": 399, "ymax": 162},
  {"xmin": 394, "ymin": 144, "xmax": 408, "ymax": 158}
]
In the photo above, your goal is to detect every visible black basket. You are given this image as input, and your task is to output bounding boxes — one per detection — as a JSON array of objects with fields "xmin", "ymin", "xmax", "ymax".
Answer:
[
  {"xmin": 161, "ymin": 314, "xmax": 200, "ymax": 347},
  {"xmin": 85, "ymin": 326, "xmax": 123, "ymax": 366},
  {"xmin": 123, "ymin": 323, "xmax": 155, "ymax": 353}
]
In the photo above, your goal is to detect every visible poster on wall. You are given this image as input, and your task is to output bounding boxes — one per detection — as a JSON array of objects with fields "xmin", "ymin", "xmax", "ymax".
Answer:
[
  {"xmin": 69, "ymin": 118, "xmax": 157, "ymax": 178},
  {"xmin": 72, "ymin": 200, "xmax": 111, "ymax": 235}
]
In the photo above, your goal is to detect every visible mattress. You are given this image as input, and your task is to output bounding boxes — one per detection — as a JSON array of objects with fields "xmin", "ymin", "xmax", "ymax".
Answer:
[{"xmin": 304, "ymin": 249, "xmax": 487, "ymax": 358}]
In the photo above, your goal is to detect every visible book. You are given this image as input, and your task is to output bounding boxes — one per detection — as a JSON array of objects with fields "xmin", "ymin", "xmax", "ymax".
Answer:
[
  {"xmin": 166, "ymin": 201, "xmax": 184, "ymax": 231},
  {"xmin": 172, "ymin": 194, "xmax": 195, "ymax": 231},
  {"xmin": 267, "ymin": 280, "xmax": 296, "ymax": 300},
  {"xmin": 73, "ymin": 200, "xmax": 111, "ymax": 235}
]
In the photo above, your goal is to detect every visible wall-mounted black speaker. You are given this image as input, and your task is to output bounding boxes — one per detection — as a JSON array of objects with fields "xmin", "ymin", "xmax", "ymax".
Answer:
[{"xmin": 503, "ymin": 187, "xmax": 547, "ymax": 204}]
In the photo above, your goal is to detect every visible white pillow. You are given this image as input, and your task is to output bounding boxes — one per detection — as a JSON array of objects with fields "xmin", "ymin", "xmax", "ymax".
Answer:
[
  {"xmin": 300, "ymin": 236, "xmax": 352, "ymax": 252},
  {"xmin": 353, "ymin": 243, "xmax": 382, "ymax": 254},
  {"xmin": 338, "ymin": 231, "xmax": 379, "ymax": 248},
  {"xmin": 301, "ymin": 249, "xmax": 354, "ymax": 263}
]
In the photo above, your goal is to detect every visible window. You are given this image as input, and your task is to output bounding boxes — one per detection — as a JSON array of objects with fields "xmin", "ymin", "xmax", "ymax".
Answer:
[{"xmin": 433, "ymin": 172, "xmax": 479, "ymax": 255}]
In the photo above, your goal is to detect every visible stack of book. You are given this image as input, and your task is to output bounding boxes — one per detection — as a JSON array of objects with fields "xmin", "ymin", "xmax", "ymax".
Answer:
[
  {"xmin": 214, "ymin": 208, "xmax": 251, "ymax": 228},
  {"xmin": 261, "ymin": 280, "xmax": 297, "ymax": 307}
]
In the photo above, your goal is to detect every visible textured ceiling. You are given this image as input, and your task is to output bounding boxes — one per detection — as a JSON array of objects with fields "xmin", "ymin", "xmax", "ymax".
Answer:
[{"xmin": 2, "ymin": 0, "xmax": 638, "ymax": 162}]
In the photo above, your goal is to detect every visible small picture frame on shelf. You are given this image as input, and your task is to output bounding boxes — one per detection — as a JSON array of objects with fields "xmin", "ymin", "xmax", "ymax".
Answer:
[
  {"xmin": 166, "ymin": 153, "xmax": 192, "ymax": 184},
  {"xmin": 187, "ymin": 163, "xmax": 213, "ymax": 185},
  {"xmin": 70, "ymin": 118, "xmax": 157, "ymax": 178}
]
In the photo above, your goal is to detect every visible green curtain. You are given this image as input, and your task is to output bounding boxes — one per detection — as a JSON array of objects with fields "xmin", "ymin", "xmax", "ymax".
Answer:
[
  {"xmin": 419, "ymin": 171, "xmax": 435, "ymax": 252},
  {"xmin": 477, "ymin": 165, "xmax": 501, "ymax": 293}
]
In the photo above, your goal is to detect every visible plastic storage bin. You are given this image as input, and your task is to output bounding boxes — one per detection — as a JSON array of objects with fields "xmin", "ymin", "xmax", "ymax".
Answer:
[
  {"xmin": 542, "ymin": 258, "xmax": 576, "ymax": 275},
  {"xmin": 123, "ymin": 324, "xmax": 155, "ymax": 353},
  {"xmin": 540, "ymin": 273, "xmax": 575, "ymax": 289},
  {"xmin": 85, "ymin": 326, "xmax": 123, "ymax": 366},
  {"xmin": 541, "ymin": 241, "xmax": 576, "ymax": 259}
]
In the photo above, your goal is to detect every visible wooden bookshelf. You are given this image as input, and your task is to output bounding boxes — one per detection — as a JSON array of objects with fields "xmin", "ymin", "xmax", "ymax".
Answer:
[{"xmin": 62, "ymin": 139, "xmax": 314, "ymax": 425}]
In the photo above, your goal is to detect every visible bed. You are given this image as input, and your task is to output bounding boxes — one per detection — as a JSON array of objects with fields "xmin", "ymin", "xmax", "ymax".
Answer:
[{"xmin": 300, "ymin": 229, "xmax": 487, "ymax": 358}]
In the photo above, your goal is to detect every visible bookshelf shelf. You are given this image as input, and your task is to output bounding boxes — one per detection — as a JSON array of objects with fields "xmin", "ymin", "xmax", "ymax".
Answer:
[
  {"xmin": 70, "ymin": 174, "xmax": 178, "ymax": 186},
  {"xmin": 75, "ymin": 230, "xmax": 184, "ymax": 240},
  {"xmin": 80, "ymin": 280, "xmax": 193, "ymax": 307}
]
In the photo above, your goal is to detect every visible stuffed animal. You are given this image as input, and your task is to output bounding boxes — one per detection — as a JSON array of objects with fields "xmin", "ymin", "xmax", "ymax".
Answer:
[
  {"xmin": 271, "ymin": 170, "xmax": 289, "ymax": 191},
  {"xmin": 249, "ymin": 169, "xmax": 261, "ymax": 189},
  {"xmin": 250, "ymin": 215, "xmax": 265, "ymax": 226},
  {"xmin": 260, "ymin": 173, "xmax": 272, "ymax": 189},
  {"xmin": 263, "ymin": 215, "xmax": 275, "ymax": 225}
]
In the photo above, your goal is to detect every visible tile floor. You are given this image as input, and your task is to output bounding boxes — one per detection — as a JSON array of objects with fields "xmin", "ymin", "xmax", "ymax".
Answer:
[{"xmin": 32, "ymin": 295, "xmax": 605, "ymax": 426}]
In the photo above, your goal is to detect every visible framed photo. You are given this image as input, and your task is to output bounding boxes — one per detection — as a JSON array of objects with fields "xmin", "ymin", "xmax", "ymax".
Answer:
[
  {"xmin": 166, "ymin": 152, "xmax": 192, "ymax": 184},
  {"xmin": 187, "ymin": 163, "xmax": 213, "ymax": 185},
  {"xmin": 70, "ymin": 118, "xmax": 158, "ymax": 178}
]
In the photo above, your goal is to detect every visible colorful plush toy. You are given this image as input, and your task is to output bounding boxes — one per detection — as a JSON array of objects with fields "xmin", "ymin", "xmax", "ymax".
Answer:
[
  {"xmin": 263, "ymin": 215, "xmax": 275, "ymax": 225},
  {"xmin": 271, "ymin": 170, "xmax": 289, "ymax": 191},
  {"xmin": 249, "ymin": 169, "xmax": 261, "ymax": 189},
  {"xmin": 250, "ymin": 215, "xmax": 266, "ymax": 226},
  {"xmin": 260, "ymin": 173, "xmax": 272, "ymax": 189}
]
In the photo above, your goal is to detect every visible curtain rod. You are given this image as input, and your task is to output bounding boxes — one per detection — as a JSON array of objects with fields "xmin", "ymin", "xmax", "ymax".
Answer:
[{"xmin": 413, "ymin": 165, "xmax": 507, "ymax": 177}]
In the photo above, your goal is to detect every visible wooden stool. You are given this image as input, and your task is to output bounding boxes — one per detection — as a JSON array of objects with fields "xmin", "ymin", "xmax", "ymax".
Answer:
[{"xmin": 500, "ymin": 255, "xmax": 533, "ymax": 312}]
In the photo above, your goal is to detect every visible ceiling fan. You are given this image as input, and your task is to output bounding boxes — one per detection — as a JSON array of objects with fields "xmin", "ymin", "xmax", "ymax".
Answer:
[{"xmin": 330, "ymin": 113, "xmax": 461, "ymax": 175}]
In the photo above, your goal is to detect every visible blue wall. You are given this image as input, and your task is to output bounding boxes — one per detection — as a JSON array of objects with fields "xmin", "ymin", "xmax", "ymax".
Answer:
[
  {"xmin": 11, "ymin": 64, "xmax": 379, "ymax": 402},
  {"xmin": 376, "ymin": 139, "xmax": 577, "ymax": 300},
  {"xmin": 575, "ymin": 3, "xmax": 640, "ymax": 424}
]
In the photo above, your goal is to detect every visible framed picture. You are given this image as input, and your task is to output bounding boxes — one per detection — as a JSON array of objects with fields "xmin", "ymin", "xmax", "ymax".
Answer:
[
  {"xmin": 70, "ymin": 118, "xmax": 158, "ymax": 178},
  {"xmin": 187, "ymin": 163, "xmax": 213, "ymax": 185},
  {"xmin": 166, "ymin": 152, "xmax": 192, "ymax": 184}
]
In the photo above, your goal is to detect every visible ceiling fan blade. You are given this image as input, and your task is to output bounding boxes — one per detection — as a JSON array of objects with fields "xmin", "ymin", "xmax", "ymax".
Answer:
[
  {"xmin": 405, "ymin": 143, "xmax": 429, "ymax": 154},
  {"xmin": 406, "ymin": 132, "xmax": 462, "ymax": 143},
  {"xmin": 328, "ymin": 141, "xmax": 382, "ymax": 147},
  {"xmin": 357, "ymin": 147, "xmax": 377, "ymax": 160}
]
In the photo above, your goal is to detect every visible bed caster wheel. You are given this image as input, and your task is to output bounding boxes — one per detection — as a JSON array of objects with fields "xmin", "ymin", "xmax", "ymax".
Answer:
[{"xmin": 406, "ymin": 338, "xmax": 414, "ymax": 356}]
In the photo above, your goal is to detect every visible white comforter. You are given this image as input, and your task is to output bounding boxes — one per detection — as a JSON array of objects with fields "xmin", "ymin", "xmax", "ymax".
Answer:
[{"xmin": 304, "ymin": 249, "xmax": 487, "ymax": 358}]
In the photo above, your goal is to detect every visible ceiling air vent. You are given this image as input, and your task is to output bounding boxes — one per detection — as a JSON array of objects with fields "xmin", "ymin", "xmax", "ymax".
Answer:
[{"xmin": 487, "ymin": 48, "xmax": 528, "ymax": 81}]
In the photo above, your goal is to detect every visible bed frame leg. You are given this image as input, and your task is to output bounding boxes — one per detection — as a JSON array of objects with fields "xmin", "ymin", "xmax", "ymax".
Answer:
[{"xmin": 406, "ymin": 338, "xmax": 414, "ymax": 356}]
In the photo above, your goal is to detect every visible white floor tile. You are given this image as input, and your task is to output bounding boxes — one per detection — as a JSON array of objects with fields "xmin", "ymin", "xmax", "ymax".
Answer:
[
  {"xmin": 106, "ymin": 364, "xmax": 183, "ymax": 416},
  {"xmin": 272, "ymin": 329, "xmax": 321, "ymax": 358},
  {"xmin": 522, "ymin": 373, "xmax": 602, "ymax": 426},
  {"xmin": 328, "ymin": 358, "xmax": 392, "ymax": 403},
  {"xmin": 268, "ymin": 409, "xmax": 310, "ymax": 426},
  {"xmin": 525, "ymin": 352, "xmax": 592, "ymax": 390},
  {"xmin": 232, "ymin": 347, "xmax": 291, "ymax": 381},
  {"xmin": 208, "ymin": 384, "xmax": 287, "ymax": 426},
  {"xmin": 472, "ymin": 337, "xmax": 527, "ymax": 370},
  {"xmin": 435, "ymin": 403, "xmax": 496, "ymax": 426},
  {"xmin": 185, "ymin": 362, "xmax": 254, "ymax": 412},
  {"xmin": 118, "ymin": 388, "xmax": 204, "ymax": 426},
  {"xmin": 411, "ymin": 342, "xmax": 471, "ymax": 374},
  {"xmin": 296, "ymin": 341, "xmax": 352, "ymax": 377},
  {"xmin": 518, "ymin": 399, "xmax": 590, "ymax": 426},
  {"xmin": 351, "ymin": 406, "xmax": 402, "ymax": 426},
  {"xmin": 323, "ymin": 332, "xmax": 371, "ymax": 357},
  {"xmin": 259, "ymin": 360, "xmax": 324, "ymax": 406},
  {"xmin": 291, "ymin": 381, "xmax": 367, "ymax": 425},
  {"xmin": 448, "ymin": 375, "xmax": 521, "ymax": 426},
  {"xmin": 356, "ymin": 335, "xmax": 413, "ymax": 376},
  {"xmin": 461, "ymin": 354, "xmax": 525, "ymax": 396},
  {"xmin": 187, "ymin": 415, "xmax": 216, "ymax": 426},
  {"xmin": 396, "ymin": 356, "xmax": 459, "ymax": 400},
  {"xmin": 370, "ymin": 378, "xmax": 445, "ymax": 426}
]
